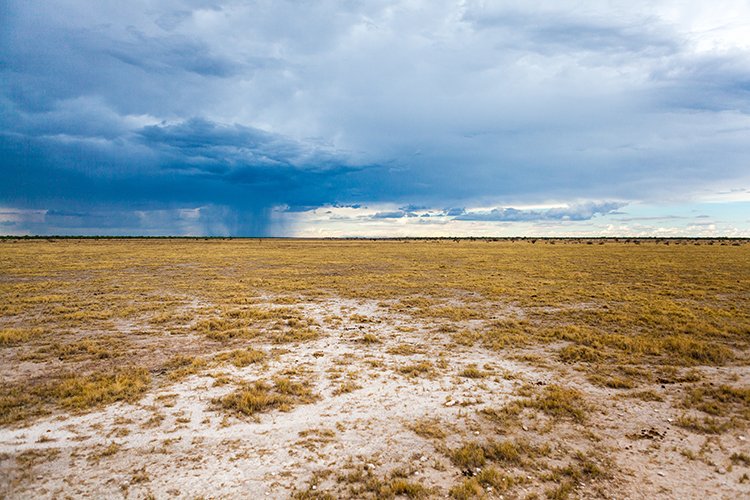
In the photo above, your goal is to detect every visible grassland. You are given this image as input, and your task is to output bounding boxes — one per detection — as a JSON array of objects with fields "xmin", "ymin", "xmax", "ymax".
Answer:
[{"xmin": 0, "ymin": 238, "xmax": 749, "ymax": 498}]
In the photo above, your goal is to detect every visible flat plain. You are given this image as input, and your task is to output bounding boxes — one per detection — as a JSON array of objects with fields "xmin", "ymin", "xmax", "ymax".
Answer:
[{"xmin": 1, "ymin": 238, "xmax": 749, "ymax": 499}]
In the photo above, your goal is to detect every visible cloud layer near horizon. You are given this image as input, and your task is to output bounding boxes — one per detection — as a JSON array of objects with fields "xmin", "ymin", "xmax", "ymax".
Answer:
[{"xmin": 1, "ymin": 1, "xmax": 750, "ymax": 235}]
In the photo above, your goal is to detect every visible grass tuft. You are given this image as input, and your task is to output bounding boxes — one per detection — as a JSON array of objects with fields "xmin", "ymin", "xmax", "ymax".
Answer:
[
  {"xmin": 398, "ymin": 361, "xmax": 434, "ymax": 377},
  {"xmin": 675, "ymin": 415, "xmax": 730, "ymax": 434},
  {"xmin": 0, "ymin": 328, "xmax": 45, "ymax": 346},
  {"xmin": 215, "ymin": 348, "xmax": 266, "ymax": 367},
  {"xmin": 409, "ymin": 417, "xmax": 447, "ymax": 439},
  {"xmin": 459, "ymin": 364, "xmax": 489, "ymax": 379},
  {"xmin": 528, "ymin": 384, "xmax": 589, "ymax": 423},
  {"xmin": 216, "ymin": 377, "xmax": 317, "ymax": 418},
  {"xmin": 165, "ymin": 355, "xmax": 207, "ymax": 381}
]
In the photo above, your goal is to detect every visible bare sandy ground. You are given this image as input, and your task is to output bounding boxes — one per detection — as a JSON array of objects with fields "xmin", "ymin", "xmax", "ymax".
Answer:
[{"xmin": 1, "ymin": 297, "xmax": 749, "ymax": 499}]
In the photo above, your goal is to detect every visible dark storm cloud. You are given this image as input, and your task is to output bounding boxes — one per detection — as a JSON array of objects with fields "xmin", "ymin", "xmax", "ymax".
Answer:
[
  {"xmin": 1, "ymin": 0, "xmax": 750, "ymax": 235},
  {"xmin": 0, "ymin": 117, "xmax": 366, "ymax": 235},
  {"xmin": 137, "ymin": 118, "xmax": 361, "ymax": 177}
]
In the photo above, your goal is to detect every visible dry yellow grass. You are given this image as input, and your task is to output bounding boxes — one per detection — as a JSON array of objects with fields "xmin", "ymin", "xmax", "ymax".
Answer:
[
  {"xmin": 216, "ymin": 377, "xmax": 317, "ymax": 418},
  {"xmin": 1, "ymin": 238, "xmax": 749, "ymax": 498},
  {"xmin": 2, "ymin": 239, "xmax": 748, "ymax": 345},
  {"xmin": 0, "ymin": 327, "xmax": 45, "ymax": 346},
  {"xmin": 1, "ymin": 238, "xmax": 748, "ymax": 422},
  {"xmin": 214, "ymin": 347, "xmax": 266, "ymax": 367},
  {"xmin": 1, "ymin": 368, "xmax": 150, "ymax": 425}
]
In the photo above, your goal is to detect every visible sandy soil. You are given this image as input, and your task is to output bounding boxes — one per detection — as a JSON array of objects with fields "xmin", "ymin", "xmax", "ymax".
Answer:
[{"xmin": 1, "ymin": 297, "xmax": 749, "ymax": 499}]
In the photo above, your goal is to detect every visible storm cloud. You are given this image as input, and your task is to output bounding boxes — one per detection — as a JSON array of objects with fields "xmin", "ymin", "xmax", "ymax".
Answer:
[{"xmin": 2, "ymin": 1, "xmax": 749, "ymax": 235}]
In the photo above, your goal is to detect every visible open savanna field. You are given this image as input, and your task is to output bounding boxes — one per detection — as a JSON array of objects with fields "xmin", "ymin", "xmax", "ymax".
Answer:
[{"xmin": 1, "ymin": 238, "xmax": 749, "ymax": 499}]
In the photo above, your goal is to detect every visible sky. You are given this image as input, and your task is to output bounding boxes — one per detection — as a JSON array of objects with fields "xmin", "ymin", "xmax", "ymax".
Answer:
[{"xmin": 1, "ymin": 0, "xmax": 750, "ymax": 237}]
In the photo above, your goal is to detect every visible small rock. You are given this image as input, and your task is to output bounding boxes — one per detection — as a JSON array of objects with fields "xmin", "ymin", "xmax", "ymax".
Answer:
[
  {"xmin": 522, "ymin": 425, "xmax": 529, "ymax": 431},
  {"xmin": 312, "ymin": 485, "xmax": 317, "ymax": 490},
  {"xmin": 657, "ymin": 471, "xmax": 666, "ymax": 477},
  {"xmin": 739, "ymin": 436, "xmax": 746, "ymax": 441},
  {"xmin": 445, "ymin": 400, "xmax": 457, "ymax": 407},
  {"xmin": 420, "ymin": 455, "xmax": 428, "ymax": 462},
  {"xmin": 366, "ymin": 463, "xmax": 376, "ymax": 470},
  {"xmin": 667, "ymin": 418, "xmax": 673, "ymax": 423},
  {"xmin": 473, "ymin": 431, "xmax": 479, "ymax": 436}
]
